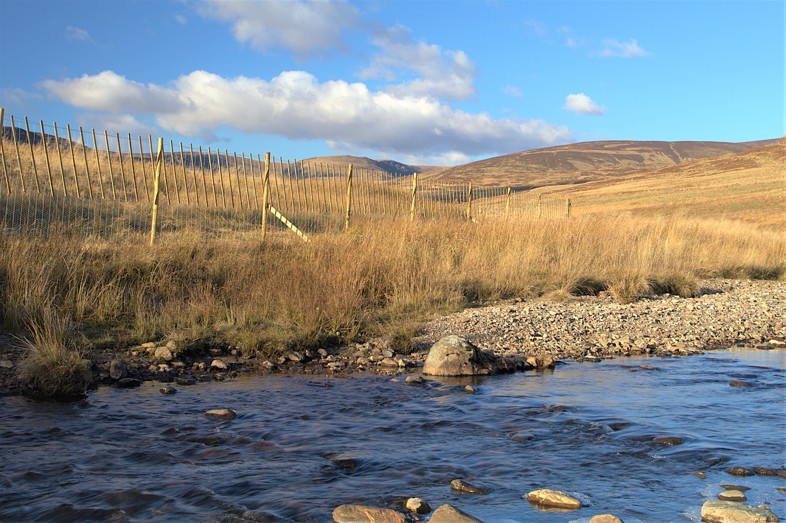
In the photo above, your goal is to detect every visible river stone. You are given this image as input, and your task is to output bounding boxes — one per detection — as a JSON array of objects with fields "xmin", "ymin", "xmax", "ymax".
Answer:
[
  {"xmin": 700, "ymin": 500, "xmax": 780, "ymax": 522},
  {"xmin": 450, "ymin": 478, "xmax": 488, "ymax": 494},
  {"xmin": 718, "ymin": 490, "xmax": 747, "ymax": 502},
  {"xmin": 331, "ymin": 504, "xmax": 406, "ymax": 523},
  {"xmin": 720, "ymin": 484, "xmax": 751, "ymax": 492},
  {"xmin": 109, "ymin": 360, "xmax": 127, "ymax": 379},
  {"xmin": 429, "ymin": 504, "xmax": 483, "ymax": 523},
  {"xmin": 405, "ymin": 497, "xmax": 431, "ymax": 514},
  {"xmin": 726, "ymin": 467, "xmax": 755, "ymax": 477},
  {"xmin": 405, "ymin": 375, "xmax": 424, "ymax": 384},
  {"xmin": 211, "ymin": 359, "xmax": 228, "ymax": 370},
  {"xmin": 422, "ymin": 335, "xmax": 493, "ymax": 376},
  {"xmin": 205, "ymin": 408, "xmax": 237, "ymax": 420},
  {"xmin": 526, "ymin": 489, "xmax": 583, "ymax": 510},
  {"xmin": 729, "ymin": 380, "xmax": 753, "ymax": 387},
  {"xmin": 160, "ymin": 385, "xmax": 177, "ymax": 395},
  {"xmin": 153, "ymin": 347, "xmax": 173, "ymax": 363},
  {"xmin": 589, "ymin": 515, "xmax": 624, "ymax": 523},
  {"xmin": 653, "ymin": 436, "xmax": 685, "ymax": 446},
  {"xmin": 753, "ymin": 467, "xmax": 778, "ymax": 476}
]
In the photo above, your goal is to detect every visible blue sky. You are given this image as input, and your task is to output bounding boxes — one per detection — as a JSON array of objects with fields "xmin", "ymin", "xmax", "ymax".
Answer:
[{"xmin": 0, "ymin": 0, "xmax": 783, "ymax": 165}]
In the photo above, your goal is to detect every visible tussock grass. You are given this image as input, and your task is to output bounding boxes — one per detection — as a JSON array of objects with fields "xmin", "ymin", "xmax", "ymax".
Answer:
[
  {"xmin": 16, "ymin": 308, "xmax": 92, "ymax": 399},
  {"xmin": 1, "ymin": 214, "xmax": 784, "ymax": 386}
]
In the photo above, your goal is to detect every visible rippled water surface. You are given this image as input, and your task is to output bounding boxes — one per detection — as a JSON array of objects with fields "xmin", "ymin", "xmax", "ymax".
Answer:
[{"xmin": 1, "ymin": 349, "xmax": 784, "ymax": 522}]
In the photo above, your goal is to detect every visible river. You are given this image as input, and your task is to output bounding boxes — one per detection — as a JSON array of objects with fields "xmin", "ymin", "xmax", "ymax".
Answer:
[{"xmin": 1, "ymin": 349, "xmax": 784, "ymax": 522}]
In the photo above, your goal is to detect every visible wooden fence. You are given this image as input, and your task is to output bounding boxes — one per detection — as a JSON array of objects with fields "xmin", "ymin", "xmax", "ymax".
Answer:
[{"xmin": 0, "ymin": 109, "xmax": 571, "ymax": 242}]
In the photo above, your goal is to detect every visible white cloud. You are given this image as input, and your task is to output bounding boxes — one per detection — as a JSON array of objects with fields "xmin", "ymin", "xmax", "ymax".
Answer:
[
  {"xmin": 65, "ymin": 26, "xmax": 91, "ymax": 42},
  {"xmin": 175, "ymin": 14, "xmax": 188, "ymax": 25},
  {"xmin": 502, "ymin": 85, "xmax": 523, "ymax": 98},
  {"xmin": 43, "ymin": 69, "xmax": 572, "ymax": 160},
  {"xmin": 360, "ymin": 25, "xmax": 476, "ymax": 101},
  {"xmin": 599, "ymin": 38, "xmax": 650, "ymax": 58},
  {"xmin": 197, "ymin": 0, "xmax": 360, "ymax": 57},
  {"xmin": 41, "ymin": 70, "xmax": 187, "ymax": 114},
  {"xmin": 564, "ymin": 93, "xmax": 606, "ymax": 115}
]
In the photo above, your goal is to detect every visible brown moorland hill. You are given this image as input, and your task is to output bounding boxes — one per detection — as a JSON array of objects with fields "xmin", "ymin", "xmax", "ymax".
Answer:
[
  {"xmin": 537, "ymin": 140, "xmax": 785, "ymax": 229},
  {"xmin": 301, "ymin": 155, "xmax": 442, "ymax": 177},
  {"xmin": 421, "ymin": 139, "xmax": 779, "ymax": 188}
]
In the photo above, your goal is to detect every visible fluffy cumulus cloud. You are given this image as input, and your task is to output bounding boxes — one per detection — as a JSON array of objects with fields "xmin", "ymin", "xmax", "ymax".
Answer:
[
  {"xmin": 360, "ymin": 25, "xmax": 476, "ymax": 101},
  {"xmin": 564, "ymin": 93, "xmax": 606, "ymax": 115},
  {"xmin": 599, "ymin": 38, "xmax": 650, "ymax": 58},
  {"xmin": 197, "ymin": 0, "xmax": 360, "ymax": 57},
  {"xmin": 43, "ymin": 69, "xmax": 571, "ymax": 160}
]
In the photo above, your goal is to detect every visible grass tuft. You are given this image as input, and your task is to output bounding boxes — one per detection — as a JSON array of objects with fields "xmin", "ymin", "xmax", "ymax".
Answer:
[{"xmin": 16, "ymin": 309, "xmax": 93, "ymax": 399}]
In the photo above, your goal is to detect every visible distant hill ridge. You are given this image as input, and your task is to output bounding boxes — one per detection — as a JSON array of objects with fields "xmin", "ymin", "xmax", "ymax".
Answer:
[{"xmin": 420, "ymin": 139, "xmax": 781, "ymax": 189}]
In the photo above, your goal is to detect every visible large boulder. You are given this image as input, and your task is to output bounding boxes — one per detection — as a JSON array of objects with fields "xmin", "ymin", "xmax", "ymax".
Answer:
[
  {"xmin": 423, "ymin": 335, "xmax": 493, "ymax": 376},
  {"xmin": 700, "ymin": 500, "xmax": 780, "ymax": 522},
  {"xmin": 332, "ymin": 504, "xmax": 406, "ymax": 523}
]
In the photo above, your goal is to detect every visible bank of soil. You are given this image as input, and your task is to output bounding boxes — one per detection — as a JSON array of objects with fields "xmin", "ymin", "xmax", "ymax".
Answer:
[{"xmin": 0, "ymin": 279, "xmax": 784, "ymax": 396}]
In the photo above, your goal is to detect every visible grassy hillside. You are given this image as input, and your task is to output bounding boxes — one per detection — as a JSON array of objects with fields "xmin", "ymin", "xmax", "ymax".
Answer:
[
  {"xmin": 422, "ymin": 139, "xmax": 779, "ymax": 188},
  {"xmin": 537, "ymin": 141, "xmax": 785, "ymax": 230}
]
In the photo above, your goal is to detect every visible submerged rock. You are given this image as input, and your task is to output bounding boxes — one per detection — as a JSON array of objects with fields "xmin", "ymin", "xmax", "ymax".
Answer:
[
  {"xmin": 159, "ymin": 385, "xmax": 177, "ymax": 395},
  {"xmin": 653, "ymin": 436, "xmax": 685, "ymax": 446},
  {"xmin": 115, "ymin": 378, "xmax": 141, "ymax": 388},
  {"xmin": 205, "ymin": 408, "xmax": 237, "ymax": 420},
  {"xmin": 109, "ymin": 360, "xmax": 127, "ymax": 380},
  {"xmin": 700, "ymin": 500, "xmax": 780, "ymax": 522},
  {"xmin": 725, "ymin": 467, "xmax": 755, "ymax": 477},
  {"xmin": 525, "ymin": 489, "xmax": 582, "ymax": 510},
  {"xmin": 429, "ymin": 504, "xmax": 483, "ymax": 523},
  {"xmin": 450, "ymin": 478, "xmax": 488, "ymax": 494},
  {"xmin": 423, "ymin": 335, "xmax": 493, "ymax": 376},
  {"xmin": 331, "ymin": 504, "xmax": 406, "ymax": 523}
]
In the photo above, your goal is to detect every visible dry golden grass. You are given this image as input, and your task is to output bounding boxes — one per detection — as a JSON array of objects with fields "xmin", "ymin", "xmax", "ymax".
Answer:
[{"xmin": 2, "ymin": 215, "xmax": 783, "ymax": 369}]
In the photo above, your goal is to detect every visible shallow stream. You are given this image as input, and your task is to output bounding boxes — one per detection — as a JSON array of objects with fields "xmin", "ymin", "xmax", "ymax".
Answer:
[{"xmin": 1, "ymin": 349, "xmax": 784, "ymax": 522}]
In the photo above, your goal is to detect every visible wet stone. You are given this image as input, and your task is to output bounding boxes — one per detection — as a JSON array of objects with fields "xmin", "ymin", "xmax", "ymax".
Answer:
[
  {"xmin": 589, "ymin": 515, "xmax": 624, "ymax": 523},
  {"xmin": 205, "ymin": 408, "xmax": 237, "ymax": 420},
  {"xmin": 109, "ymin": 360, "xmax": 127, "ymax": 380},
  {"xmin": 450, "ymin": 478, "xmax": 488, "ymax": 494},
  {"xmin": 729, "ymin": 380, "xmax": 753, "ymax": 387},
  {"xmin": 429, "ymin": 504, "xmax": 483, "ymax": 523},
  {"xmin": 720, "ymin": 484, "xmax": 751, "ymax": 491},
  {"xmin": 405, "ymin": 497, "xmax": 431, "ymax": 515},
  {"xmin": 693, "ymin": 472, "xmax": 707, "ymax": 479},
  {"xmin": 718, "ymin": 489, "xmax": 747, "ymax": 502},
  {"xmin": 404, "ymin": 375, "xmax": 424, "ymax": 384},
  {"xmin": 754, "ymin": 467, "xmax": 779, "ymax": 476},
  {"xmin": 726, "ymin": 466, "xmax": 756, "ymax": 477},
  {"xmin": 701, "ymin": 500, "xmax": 780, "ymax": 523},
  {"xmin": 331, "ymin": 504, "xmax": 406, "ymax": 523},
  {"xmin": 525, "ymin": 489, "xmax": 583, "ymax": 510},
  {"xmin": 159, "ymin": 385, "xmax": 177, "ymax": 395},
  {"xmin": 653, "ymin": 436, "xmax": 685, "ymax": 446},
  {"xmin": 463, "ymin": 385, "xmax": 477, "ymax": 393}
]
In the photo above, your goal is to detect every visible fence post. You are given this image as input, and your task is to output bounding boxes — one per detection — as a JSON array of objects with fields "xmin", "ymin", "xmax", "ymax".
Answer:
[
  {"xmin": 25, "ymin": 117, "xmax": 41, "ymax": 193},
  {"xmin": 537, "ymin": 194, "xmax": 542, "ymax": 219},
  {"xmin": 344, "ymin": 163, "xmax": 353, "ymax": 232},
  {"xmin": 505, "ymin": 187, "xmax": 512, "ymax": 219},
  {"xmin": 466, "ymin": 182, "xmax": 473, "ymax": 222},
  {"xmin": 0, "ymin": 108, "xmax": 10, "ymax": 194},
  {"xmin": 39, "ymin": 121, "xmax": 54, "ymax": 196},
  {"xmin": 10, "ymin": 116, "xmax": 26, "ymax": 193},
  {"xmin": 66, "ymin": 125, "xmax": 81, "ymax": 198},
  {"xmin": 566, "ymin": 197, "xmax": 572, "ymax": 218},
  {"xmin": 149, "ymin": 137, "xmax": 164, "ymax": 246},
  {"xmin": 261, "ymin": 152, "xmax": 270, "ymax": 240},
  {"xmin": 53, "ymin": 122, "xmax": 67, "ymax": 195},
  {"xmin": 410, "ymin": 172, "xmax": 418, "ymax": 221}
]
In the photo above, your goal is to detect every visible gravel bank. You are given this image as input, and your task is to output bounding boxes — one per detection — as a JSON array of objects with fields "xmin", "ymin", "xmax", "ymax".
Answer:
[
  {"xmin": 413, "ymin": 279, "xmax": 786, "ymax": 361},
  {"xmin": 1, "ymin": 279, "xmax": 784, "ymax": 397}
]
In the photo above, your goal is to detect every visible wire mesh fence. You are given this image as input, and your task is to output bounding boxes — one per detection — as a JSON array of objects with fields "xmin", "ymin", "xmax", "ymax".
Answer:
[{"xmin": 0, "ymin": 109, "xmax": 571, "ymax": 242}]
